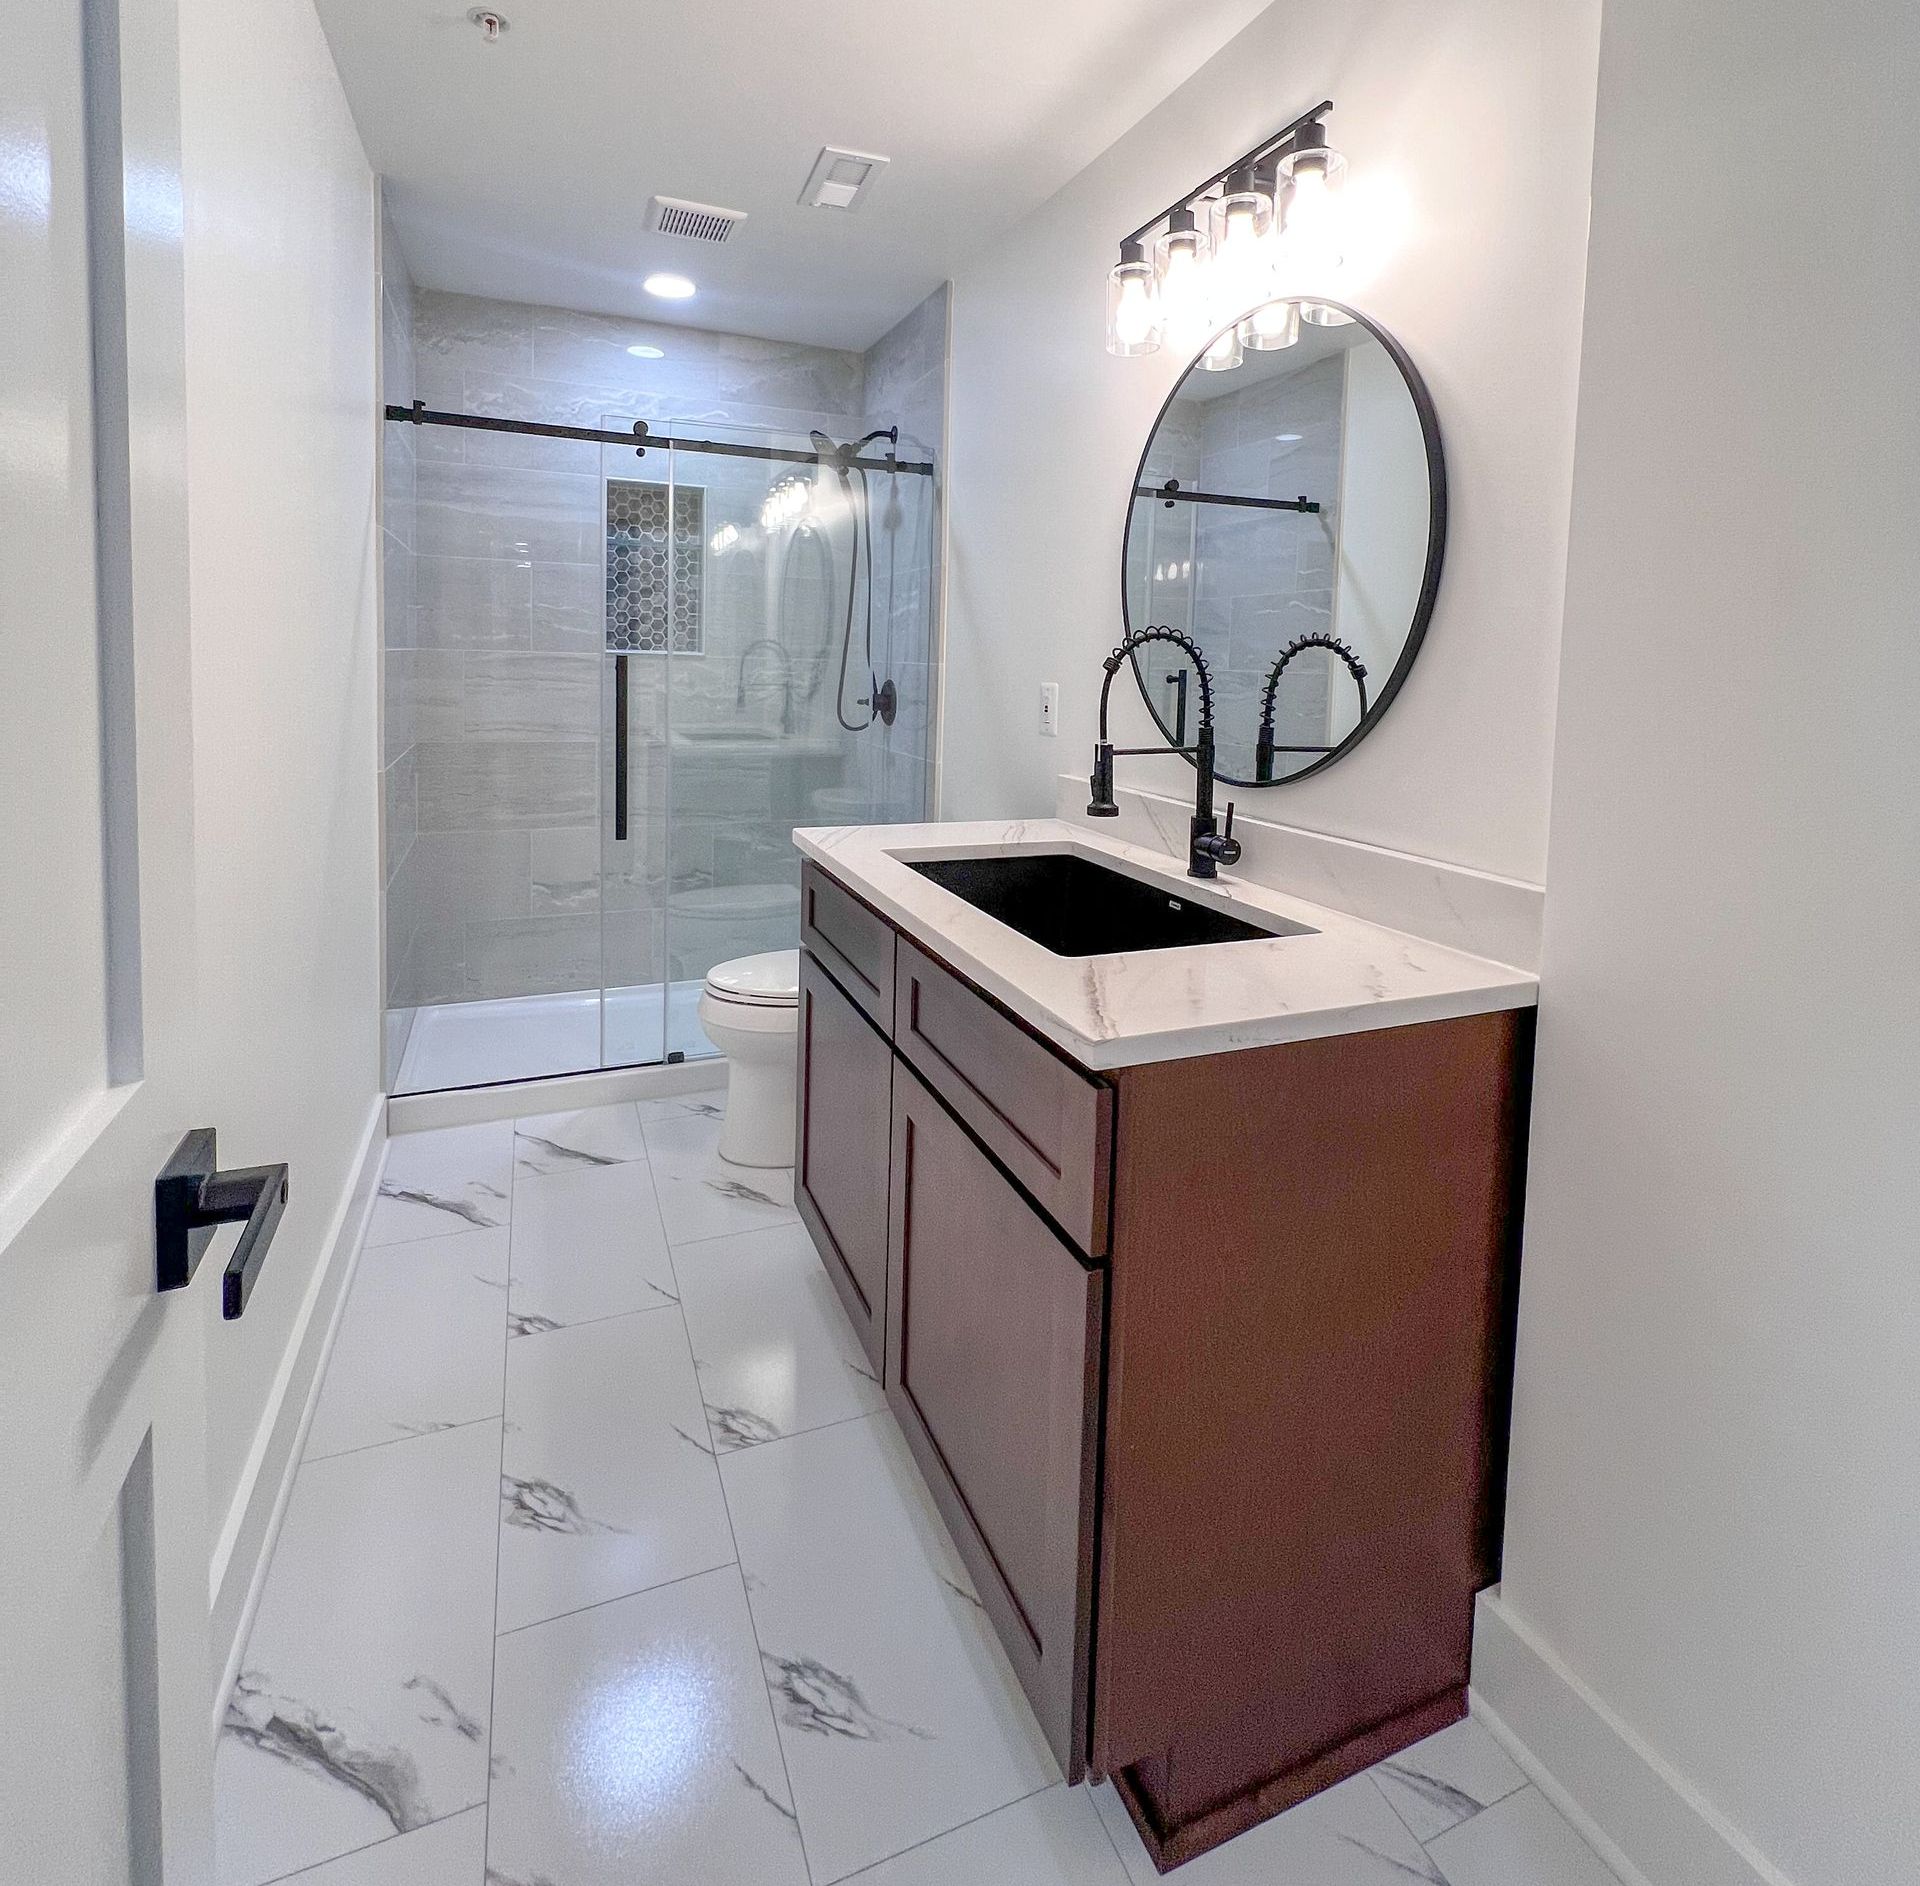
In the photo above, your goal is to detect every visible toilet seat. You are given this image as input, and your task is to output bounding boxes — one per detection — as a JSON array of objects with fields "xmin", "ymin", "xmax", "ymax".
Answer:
[{"xmin": 703, "ymin": 948, "xmax": 800, "ymax": 1010}]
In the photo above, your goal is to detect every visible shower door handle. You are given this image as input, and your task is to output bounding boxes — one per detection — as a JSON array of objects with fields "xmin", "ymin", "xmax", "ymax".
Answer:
[{"xmin": 613, "ymin": 653, "xmax": 629, "ymax": 842}]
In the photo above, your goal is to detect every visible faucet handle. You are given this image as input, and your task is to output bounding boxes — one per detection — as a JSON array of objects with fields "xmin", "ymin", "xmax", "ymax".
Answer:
[{"xmin": 1214, "ymin": 801, "xmax": 1243, "ymax": 868}]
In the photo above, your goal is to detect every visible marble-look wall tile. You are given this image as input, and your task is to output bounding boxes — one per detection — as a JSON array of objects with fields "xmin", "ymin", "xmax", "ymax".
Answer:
[
  {"xmin": 413, "ymin": 287, "xmax": 534, "ymax": 375},
  {"xmin": 463, "ymin": 911, "xmax": 601, "ymax": 999},
  {"xmin": 416, "ymin": 461, "xmax": 600, "ymax": 565},
  {"xmin": 462, "ymin": 652, "xmax": 599, "ymax": 742},
  {"xmin": 413, "ymin": 738, "xmax": 597, "ymax": 832},
  {"xmin": 530, "ymin": 559, "xmax": 603, "ymax": 652},
  {"xmin": 414, "ymin": 553, "xmax": 533, "ymax": 650},
  {"xmin": 383, "ymin": 747, "xmax": 417, "ymax": 868},
  {"xmin": 528, "ymin": 824, "xmax": 601, "ymax": 914}
]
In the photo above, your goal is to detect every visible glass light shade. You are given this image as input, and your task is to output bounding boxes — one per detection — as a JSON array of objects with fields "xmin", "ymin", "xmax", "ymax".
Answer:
[
  {"xmin": 1106, "ymin": 244, "xmax": 1163, "ymax": 356},
  {"xmin": 1197, "ymin": 322, "xmax": 1244, "ymax": 372},
  {"xmin": 1276, "ymin": 125, "xmax": 1348, "ymax": 288},
  {"xmin": 1301, "ymin": 300, "xmax": 1356, "ymax": 327},
  {"xmin": 1209, "ymin": 168, "xmax": 1274, "ymax": 317},
  {"xmin": 1155, "ymin": 207, "xmax": 1213, "ymax": 350},
  {"xmin": 1240, "ymin": 296, "xmax": 1301, "ymax": 351}
]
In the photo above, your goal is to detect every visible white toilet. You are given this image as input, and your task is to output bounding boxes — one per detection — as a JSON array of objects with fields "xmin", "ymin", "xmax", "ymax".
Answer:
[{"xmin": 697, "ymin": 948, "xmax": 801, "ymax": 1168}]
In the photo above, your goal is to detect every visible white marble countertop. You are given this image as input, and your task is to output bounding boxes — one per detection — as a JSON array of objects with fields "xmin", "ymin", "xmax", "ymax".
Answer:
[{"xmin": 793, "ymin": 819, "xmax": 1538, "ymax": 1070}]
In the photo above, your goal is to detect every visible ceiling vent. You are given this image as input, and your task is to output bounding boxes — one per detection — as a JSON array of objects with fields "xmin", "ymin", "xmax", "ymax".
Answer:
[
  {"xmin": 647, "ymin": 196, "xmax": 747, "ymax": 245},
  {"xmin": 801, "ymin": 147, "xmax": 888, "ymax": 211}
]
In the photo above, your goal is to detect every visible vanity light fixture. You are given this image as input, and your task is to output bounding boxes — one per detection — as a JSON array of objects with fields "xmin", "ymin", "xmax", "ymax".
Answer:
[{"xmin": 1104, "ymin": 100, "xmax": 1345, "ymax": 358}]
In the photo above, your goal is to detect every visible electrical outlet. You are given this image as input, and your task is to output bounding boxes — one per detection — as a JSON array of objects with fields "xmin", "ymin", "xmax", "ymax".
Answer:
[{"xmin": 1039, "ymin": 681, "xmax": 1060, "ymax": 737}]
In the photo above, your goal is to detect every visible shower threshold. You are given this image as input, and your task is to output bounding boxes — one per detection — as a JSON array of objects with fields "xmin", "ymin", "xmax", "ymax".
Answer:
[{"xmin": 392, "ymin": 980, "xmax": 716, "ymax": 1096}]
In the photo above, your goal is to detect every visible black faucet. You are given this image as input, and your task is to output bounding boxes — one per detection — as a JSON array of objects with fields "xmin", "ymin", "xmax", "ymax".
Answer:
[{"xmin": 1086, "ymin": 625, "xmax": 1242, "ymax": 880}]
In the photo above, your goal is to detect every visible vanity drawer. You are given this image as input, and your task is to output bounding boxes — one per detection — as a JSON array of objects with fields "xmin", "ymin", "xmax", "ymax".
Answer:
[
  {"xmin": 801, "ymin": 862, "xmax": 896, "ymax": 1028},
  {"xmin": 893, "ymin": 936, "xmax": 1112, "ymax": 1257}
]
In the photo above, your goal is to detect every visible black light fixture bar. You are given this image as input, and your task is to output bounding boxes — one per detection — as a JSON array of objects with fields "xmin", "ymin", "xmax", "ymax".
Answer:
[
  {"xmin": 1137, "ymin": 479, "xmax": 1322, "ymax": 515},
  {"xmin": 1120, "ymin": 98, "xmax": 1334, "ymax": 250},
  {"xmin": 384, "ymin": 402, "xmax": 935, "ymax": 477}
]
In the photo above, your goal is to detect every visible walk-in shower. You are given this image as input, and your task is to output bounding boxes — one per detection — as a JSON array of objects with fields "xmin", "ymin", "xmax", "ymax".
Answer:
[{"xmin": 379, "ymin": 325, "xmax": 941, "ymax": 1096}]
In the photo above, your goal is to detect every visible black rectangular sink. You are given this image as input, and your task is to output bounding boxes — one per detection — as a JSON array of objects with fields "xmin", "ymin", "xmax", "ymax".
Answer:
[{"xmin": 906, "ymin": 851, "xmax": 1313, "ymax": 958}]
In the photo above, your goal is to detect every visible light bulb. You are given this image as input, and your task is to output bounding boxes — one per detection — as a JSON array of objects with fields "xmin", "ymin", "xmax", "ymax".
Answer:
[
  {"xmin": 1210, "ymin": 162, "xmax": 1275, "ymax": 314},
  {"xmin": 1106, "ymin": 240, "xmax": 1163, "ymax": 357},
  {"xmin": 1275, "ymin": 122, "xmax": 1348, "ymax": 292},
  {"xmin": 1155, "ymin": 207, "xmax": 1212, "ymax": 350}
]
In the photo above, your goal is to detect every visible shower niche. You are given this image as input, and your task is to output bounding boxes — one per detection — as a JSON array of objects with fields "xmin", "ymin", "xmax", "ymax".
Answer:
[{"xmin": 379, "ymin": 281, "xmax": 946, "ymax": 1096}]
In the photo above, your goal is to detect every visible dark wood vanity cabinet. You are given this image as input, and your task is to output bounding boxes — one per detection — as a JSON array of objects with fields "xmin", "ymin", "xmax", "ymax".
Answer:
[
  {"xmin": 795, "ymin": 951, "xmax": 895, "ymax": 1372},
  {"xmin": 795, "ymin": 860, "xmax": 1533, "ymax": 1873}
]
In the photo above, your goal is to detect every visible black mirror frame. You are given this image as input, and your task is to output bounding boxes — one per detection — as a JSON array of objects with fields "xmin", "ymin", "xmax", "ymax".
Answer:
[{"xmin": 1120, "ymin": 298, "xmax": 1448, "ymax": 789}]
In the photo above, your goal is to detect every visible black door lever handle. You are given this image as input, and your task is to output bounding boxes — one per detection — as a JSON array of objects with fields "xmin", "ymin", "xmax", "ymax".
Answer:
[{"xmin": 155, "ymin": 1128, "xmax": 289, "ymax": 1320}]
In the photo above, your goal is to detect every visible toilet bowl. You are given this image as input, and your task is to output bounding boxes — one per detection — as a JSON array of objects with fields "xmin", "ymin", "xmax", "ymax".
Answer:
[{"xmin": 698, "ymin": 949, "xmax": 800, "ymax": 1168}]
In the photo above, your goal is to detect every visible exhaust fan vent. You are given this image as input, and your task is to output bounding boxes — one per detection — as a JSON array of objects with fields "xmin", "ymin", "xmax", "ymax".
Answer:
[
  {"xmin": 648, "ymin": 196, "xmax": 748, "ymax": 244},
  {"xmin": 801, "ymin": 147, "xmax": 888, "ymax": 211}
]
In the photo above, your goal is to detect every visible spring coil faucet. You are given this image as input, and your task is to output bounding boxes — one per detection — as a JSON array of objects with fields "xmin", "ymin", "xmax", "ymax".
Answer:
[{"xmin": 1087, "ymin": 626, "xmax": 1241, "ymax": 880}]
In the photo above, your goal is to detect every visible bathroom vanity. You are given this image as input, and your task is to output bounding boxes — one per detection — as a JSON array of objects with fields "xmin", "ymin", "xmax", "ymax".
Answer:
[{"xmin": 792, "ymin": 820, "xmax": 1536, "ymax": 1872}]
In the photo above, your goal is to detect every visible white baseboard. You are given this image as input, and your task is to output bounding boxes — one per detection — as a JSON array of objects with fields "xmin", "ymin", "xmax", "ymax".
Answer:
[
  {"xmin": 386, "ymin": 1055, "xmax": 726, "ymax": 1134},
  {"xmin": 208, "ymin": 1098, "xmax": 386, "ymax": 1737},
  {"xmin": 1472, "ymin": 1587, "xmax": 1794, "ymax": 1886}
]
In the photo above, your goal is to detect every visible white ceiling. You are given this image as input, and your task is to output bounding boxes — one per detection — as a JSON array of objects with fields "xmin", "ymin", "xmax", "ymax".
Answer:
[{"xmin": 314, "ymin": 0, "xmax": 1275, "ymax": 351}]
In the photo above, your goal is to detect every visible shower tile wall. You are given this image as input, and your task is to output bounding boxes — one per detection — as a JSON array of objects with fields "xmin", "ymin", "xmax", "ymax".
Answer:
[
  {"xmin": 858, "ymin": 283, "xmax": 950, "ymax": 820},
  {"xmin": 1194, "ymin": 352, "xmax": 1344, "ymax": 750},
  {"xmin": 1133, "ymin": 352, "xmax": 1346, "ymax": 757},
  {"xmin": 388, "ymin": 287, "xmax": 878, "ymax": 1010},
  {"xmin": 378, "ymin": 204, "xmax": 420, "ymax": 1088}
]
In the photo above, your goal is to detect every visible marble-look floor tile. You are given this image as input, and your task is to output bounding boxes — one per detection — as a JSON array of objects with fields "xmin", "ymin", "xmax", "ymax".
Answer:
[
  {"xmin": 640, "ymin": 1104, "xmax": 798, "ymax": 1246},
  {"xmin": 366, "ymin": 1122, "xmax": 513, "ymax": 1246},
  {"xmin": 496, "ymin": 1308, "xmax": 736, "ymax": 1634},
  {"xmin": 1424, "ymin": 1786, "xmax": 1618, "ymax": 1886},
  {"xmin": 1373, "ymin": 1713, "xmax": 1527, "ymax": 1844},
  {"xmin": 487, "ymin": 1565, "xmax": 809, "ymax": 1886},
  {"xmin": 273, "ymin": 1805, "xmax": 486, "ymax": 1884},
  {"xmin": 514, "ymin": 1101, "xmax": 648, "ymax": 1176},
  {"xmin": 305, "ymin": 1229, "xmax": 508, "ymax": 1461},
  {"xmin": 675, "ymin": 1222, "xmax": 885, "ymax": 1451},
  {"xmin": 722, "ymin": 1413, "xmax": 1057, "ymax": 1884},
  {"xmin": 845, "ymin": 1784, "xmax": 1130, "ymax": 1886},
  {"xmin": 1091, "ymin": 1772, "xmax": 1443, "ymax": 1886},
  {"xmin": 215, "ymin": 1422, "xmax": 501, "ymax": 1886},
  {"xmin": 506, "ymin": 1161, "xmax": 678, "ymax": 1335}
]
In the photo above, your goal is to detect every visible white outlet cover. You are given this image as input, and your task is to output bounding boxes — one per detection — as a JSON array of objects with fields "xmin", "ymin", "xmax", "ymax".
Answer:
[{"xmin": 1039, "ymin": 682, "xmax": 1060, "ymax": 736}]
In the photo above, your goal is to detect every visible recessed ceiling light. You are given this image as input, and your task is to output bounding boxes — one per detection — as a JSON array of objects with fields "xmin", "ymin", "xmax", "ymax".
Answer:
[
  {"xmin": 1276, "ymin": 432, "xmax": 1303, "ymax": 443},
  {"xmin": 626, "ymin": 344, "xmax": 665, "ymax": 358},
  {"xmin": 642, "ymin": 272, "xmax": 696, "ymax": 301}
]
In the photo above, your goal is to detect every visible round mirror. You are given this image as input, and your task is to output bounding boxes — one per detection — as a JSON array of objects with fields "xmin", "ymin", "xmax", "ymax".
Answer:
[{"xmin": 1122, "ymin": 299, "xmax": 1444, "ymax": 786}]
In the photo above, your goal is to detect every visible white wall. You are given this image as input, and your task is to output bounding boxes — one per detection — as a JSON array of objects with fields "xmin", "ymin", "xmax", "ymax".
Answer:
[
  {"xmin": 178, "ymin": 0, "xmax": 382, "ymax": 1555},
  {"xmin": 1494, "ymin": 0, "xmax": 1920, "ymax": 1881},
  {"xmin": 941, "ymin": 0, "xmax": 1601, "ymax": 883}
]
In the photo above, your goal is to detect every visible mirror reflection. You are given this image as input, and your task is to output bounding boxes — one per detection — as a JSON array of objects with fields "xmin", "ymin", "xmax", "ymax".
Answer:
[{"xmin": 1123, "ymin": 299, "xmax": 1442, "ymax": 786}]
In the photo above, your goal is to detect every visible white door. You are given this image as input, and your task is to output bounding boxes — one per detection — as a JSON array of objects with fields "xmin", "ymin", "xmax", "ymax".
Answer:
[{"xmin": 1, "ymin": 0, "xmax": 218, "ymax": 1876}]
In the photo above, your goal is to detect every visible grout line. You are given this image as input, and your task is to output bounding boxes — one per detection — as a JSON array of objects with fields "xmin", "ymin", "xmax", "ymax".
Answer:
[
  {"xmin": 676, "ymin": 1228, "xmax": 819, "ymax": 1886},
  {"xmin": 1089, "ymin": 1780, "xmax": 1148, "ymax": 1879},
  {"xmin": 709, "ymin": 1405, "xmax": 884, "ymax": 1459},
  {"xmin": 481, "ymin": 1137, "xmax": 520, "ymax": 1873},
  {"xmin": 828, "ymin": 1782, "xmax": 1062, "ymax": 1885},
  {"xmin": 255, "ymin": 1802, "xmax": 487, "ymax": 1884},
  {"xmin": 302, "ymin": 1410, "xmax": 502, "ymax": 1467},
  {"xmin": 663, "ymin": 1212, "xmax": 805, "ymax": 1254},
  {"xmin": 506, "ymin": 1294, "xmax": 682, "ymax": 1341},
  {"xmin": 491, "ymin": 1556, "xmax": 739, "ymax": 1642}
]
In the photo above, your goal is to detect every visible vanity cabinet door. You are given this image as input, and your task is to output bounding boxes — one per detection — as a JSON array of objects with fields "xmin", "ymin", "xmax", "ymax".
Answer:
[
  {"xmin": 885, "ymin": 1061, "xmax": 1103, "ymax": 1779},
  {"xmin": 796, "ymin": 950, "xmax": 893, "ymax": 1372}
]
